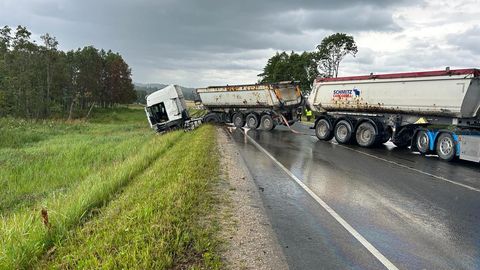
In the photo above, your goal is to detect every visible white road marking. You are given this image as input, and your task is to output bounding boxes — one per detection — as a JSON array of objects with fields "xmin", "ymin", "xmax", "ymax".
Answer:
[
  {"xmin": 332, "ymin": 143, "xmax": 480, "ymax": 193},
  {"xmin": 242, "ymin": 130, "xmax": 399, "ymax": 270}
]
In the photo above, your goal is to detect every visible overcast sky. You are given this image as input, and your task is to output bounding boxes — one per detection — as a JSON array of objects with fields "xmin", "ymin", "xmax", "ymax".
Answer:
[{"xmin": 1, "ymin": 0, "xmax": 479, "ymax": 87}]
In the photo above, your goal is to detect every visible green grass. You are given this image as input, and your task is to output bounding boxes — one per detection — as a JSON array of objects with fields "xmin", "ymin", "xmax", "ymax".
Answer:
[
  {"xmin": 0, "ymin": 107, "xmax": 150, "ymax": 215},
  {"xmin": 187, "ymin": 107, "xmax": 208, "ymax": 118},
  {"xmin": 36, "ymin": 126, "xmax": 220, "ymax": 269},
  {"xmin": 88, "ymin": 105, "xmax": 148, "ymax": 125},
  {"xmin": 0, "ymin": 106, "xmax": 221, "ymax": 269}
]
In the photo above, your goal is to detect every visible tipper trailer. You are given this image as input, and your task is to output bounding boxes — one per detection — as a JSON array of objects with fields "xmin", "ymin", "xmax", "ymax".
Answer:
[
  {"xmin": 308, "ymin": 68, "xmax": 480, "ymax": 162},
  {"xmin": 145, "ymin": 81, "xmax": 303, "ymax": 132},
  {"xmin": 196, "ymin": 81, "xmax": 303, "ymax": 130}
]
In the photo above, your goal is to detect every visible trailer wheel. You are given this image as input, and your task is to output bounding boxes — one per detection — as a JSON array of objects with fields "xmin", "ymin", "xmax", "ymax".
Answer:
[
  {"xmin": 415, "ymin": 130, "xmax": 430, "ymax": 154},
  {"xmin": 315, "ymin": 119, "xmax": 333, "ymax": 141},
  {"xmin": 232, "ymin": 113, "xmax": 245, "ymax": 128},
  {"xmin": 436, "ymin": 133, "xmax": 456, "ymax": 161},
  {"xmin": 246, "ymin": 113, "xmax": 260, "ymax": 129},
  {"xmin": 334, "ymin": 120, "xmax": 353, "ymax": 144},
  {"xmin": 203, "ymin": 113, "xmax": 220, "ymax": 124},
  {"xmin": 356, "ymin": 122, "xmax": 377, "ymax": 147},
  {"xmin": 260, "ymin": 114, "xmax": 275, "ymax": 131}
]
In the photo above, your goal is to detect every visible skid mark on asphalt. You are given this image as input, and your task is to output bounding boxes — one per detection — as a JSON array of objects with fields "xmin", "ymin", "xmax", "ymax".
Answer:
[{"xmin": 242, "ymin": 129, "xmax": 400, "ymax": 270}]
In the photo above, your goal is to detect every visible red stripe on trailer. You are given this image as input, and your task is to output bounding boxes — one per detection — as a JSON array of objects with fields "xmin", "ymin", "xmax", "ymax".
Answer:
[{"xmin": 316, "ymin": 68, "xmax": 480, "ymax": 82}]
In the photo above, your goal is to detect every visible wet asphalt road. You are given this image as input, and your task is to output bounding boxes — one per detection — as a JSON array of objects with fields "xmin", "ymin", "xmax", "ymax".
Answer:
[{"xmin": 227, "ymin": 123, "xmax": 480, "ymax": 270}]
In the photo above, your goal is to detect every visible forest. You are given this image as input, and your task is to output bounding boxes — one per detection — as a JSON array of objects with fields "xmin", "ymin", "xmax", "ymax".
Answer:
[{"xmin": 0, "ymin": 25, "xmax": 136, "ymax": 119}]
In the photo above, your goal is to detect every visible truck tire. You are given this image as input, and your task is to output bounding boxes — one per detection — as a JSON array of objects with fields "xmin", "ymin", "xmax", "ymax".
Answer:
[
  {"xmin": 415, "ymin": 130, "xmax": 430, "ymax": 154},
  {"xmin": 315, "ymin": 118, "xmax": 334, "ymax": 141},
  {"xmin": 203, "ymin": 113, "xmax": 220, "ymax": 124},
  {"xmin": 436, "ymin": 133, "xmax": 456, "ymax": 161},
  {"xmin": 232, "ymin": 113, "xmax": 245, "ymax": 128},
  {"xmin": 246, "ymin": 113, "xmax": 260, "ymax": 129},
  {"xmin": 334, "ymin": 120, "xmax": 353, "ymax": 144},
  {"xmin": 261, "ymin": 114, "xmax": 275, "ymax": 131},
  {"xmin": 356, "ymin": 121, "xmax": 377, "ymax": 147}
]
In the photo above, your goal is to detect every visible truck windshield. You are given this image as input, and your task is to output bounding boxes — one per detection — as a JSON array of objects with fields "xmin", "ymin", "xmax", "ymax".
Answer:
[{"xmin": 148, "ymin": 102, "xmax": 169, "ymax": 124}]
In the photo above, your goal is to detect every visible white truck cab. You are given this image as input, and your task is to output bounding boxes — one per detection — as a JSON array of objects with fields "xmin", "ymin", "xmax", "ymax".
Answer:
[{"xmin": 145, "ymin": 85, "xmax": 190, "ymax": 132}]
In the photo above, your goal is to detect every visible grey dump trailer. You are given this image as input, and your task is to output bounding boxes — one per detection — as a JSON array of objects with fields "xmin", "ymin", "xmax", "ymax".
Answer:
[
  {"xmin": 196, "ymin": 81, "xmax": 303, "ymax": 130},
  {"xmin": 308, "ymin": 68, "xmax": 480, "ymax": 162}
]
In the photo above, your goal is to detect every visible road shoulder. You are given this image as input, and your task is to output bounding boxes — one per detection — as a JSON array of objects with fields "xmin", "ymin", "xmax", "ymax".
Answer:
[{"xmin": 216, "ymin": 127, "xmax": 288, "ymax": 270}]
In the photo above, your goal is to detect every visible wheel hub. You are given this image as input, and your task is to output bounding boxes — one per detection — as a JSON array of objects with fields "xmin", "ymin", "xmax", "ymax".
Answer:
[
  {"xmin": 264, "ymin": 118, "xmax": 271, "ymax": 128},
  {"xmin": 318, "ymin": 123, "xmax": 328, "ymax": 136},
  {"xmin": 439, "ymin": 137, "xmax": 453, "ymax": 155},
  {"xmin": 337, "ymin": 125, "xmax": 347, "ymax": 140},
  {"xmin": 360, "ymin": 128, "xmax": 372, "ymax": 142},
  {"xmin": 417, "ymin": 133, "xmax": 428, "ymax": 150}
]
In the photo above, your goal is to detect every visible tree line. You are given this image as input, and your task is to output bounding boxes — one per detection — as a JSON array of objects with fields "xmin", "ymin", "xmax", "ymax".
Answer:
[
  {"xmin": 0, "ymin": 25, "xmax": 136, "ymax": 119},
  {"xmin": 258, "ymin": 33, "xmax": 358, "ymax": 93}
]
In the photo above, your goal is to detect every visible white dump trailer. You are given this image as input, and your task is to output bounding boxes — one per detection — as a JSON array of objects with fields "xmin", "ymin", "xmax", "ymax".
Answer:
[
  {"xmin": 196, "ymin": 81, "xmax": 303, "ymax": 130},
  {"xmin": 309, "ymin": 69, "xmax": 480, "ymax": 118},
  {"xmin": 308, "ymin": 68, "xmax": 480, "ymax": 162}
]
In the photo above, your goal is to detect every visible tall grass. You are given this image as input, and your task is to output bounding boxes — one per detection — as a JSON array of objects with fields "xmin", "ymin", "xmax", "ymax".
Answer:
[
  {"xmin": 1, "ymin": 107, "xmax": 221, "ymax": 269},
  {"xmin": 0, "ymin": 107, "xmax": 155, "ymax": 268},
  {"xmin": 0, "ymin": 132, "xmax": 148, "ymax": 214},
  {"xmin": 35, "ymin": 125, "xmax": 220, "ymax": 269},
  {"xmin": 0, "ymin": 107, "xmax": 150, "ymax": 215},
  {"xmin": 88, "ymin": 105, "xmax": 148, "ymax": 125},
  {"xmin": 0, "ymin": 130, "xmax": 186, "ymax": 269}
]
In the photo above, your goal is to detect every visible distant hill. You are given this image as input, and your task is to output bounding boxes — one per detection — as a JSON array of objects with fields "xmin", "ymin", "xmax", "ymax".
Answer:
[{"xmin": 134, "ymin": 83, "xmax": 197, "ymax": 104}]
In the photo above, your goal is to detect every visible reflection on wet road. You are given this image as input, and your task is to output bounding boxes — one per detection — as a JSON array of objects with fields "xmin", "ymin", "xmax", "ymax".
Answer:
[{"xmin": 227, "ymin": 123, "xmax": 480, "ymax": 270}]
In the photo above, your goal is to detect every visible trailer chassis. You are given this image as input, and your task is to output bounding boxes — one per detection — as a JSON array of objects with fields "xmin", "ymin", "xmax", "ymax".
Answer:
[{"xmin": 313, "ymin": 111, "xmax": 480, "ymax": 162}]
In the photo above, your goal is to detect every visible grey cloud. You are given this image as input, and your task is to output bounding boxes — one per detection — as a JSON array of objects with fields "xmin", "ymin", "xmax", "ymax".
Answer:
[
  {"xmin": 448, "ymin": 26, "xmax": 480, "ymax": 54},
  {"xmin": 300, "ymin": 7, "xmax": 402, "ymax": 32},
  {"xmin": 1, "ymin": 0, "xmax": 422, "ymax": 85},
  {"xmin": 344, "ymin": 42, "xmax": 478, "ymax": 77}
]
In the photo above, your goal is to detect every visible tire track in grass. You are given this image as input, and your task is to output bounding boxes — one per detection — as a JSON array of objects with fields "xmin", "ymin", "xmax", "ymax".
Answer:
[
  {"xmin": 0, "ymin": 131, "xmax": 186, "ymax": 269},
  {"xmin": 35, "ymin": 126, "xmax": 220, "ymax": 269}
]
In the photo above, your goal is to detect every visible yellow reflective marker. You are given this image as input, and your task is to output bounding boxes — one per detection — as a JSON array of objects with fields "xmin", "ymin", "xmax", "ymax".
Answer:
[{"xmin": 415, "ymin": 117, "xmax": 428, "ymax": 124}]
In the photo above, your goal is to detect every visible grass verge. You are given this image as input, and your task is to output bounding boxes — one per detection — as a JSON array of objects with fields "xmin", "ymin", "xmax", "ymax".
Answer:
[
  {"xmin": 1, "ymin": 107, "xmax": 221, "ymax": 269},
  {"xmin": 0, "ymin": 107, "xmax": 150, "ymax": 215},
  {"xmin": 35, "ymin": 125, "xmax": 220, "ymax": 269},
  {"xmin": 0, "ymin": 131, "xmax": 184, "ymax": 269}
]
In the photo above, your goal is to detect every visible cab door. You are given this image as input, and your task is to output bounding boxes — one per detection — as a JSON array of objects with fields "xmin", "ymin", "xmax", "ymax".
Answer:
[{"xmin": 166, "ymin": 98, "xmax": 182, "ymax": 121}]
